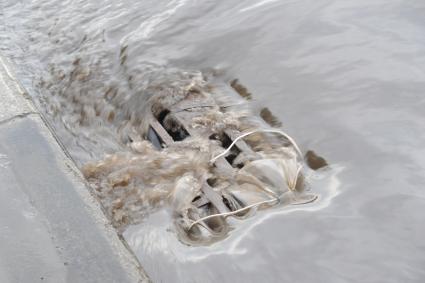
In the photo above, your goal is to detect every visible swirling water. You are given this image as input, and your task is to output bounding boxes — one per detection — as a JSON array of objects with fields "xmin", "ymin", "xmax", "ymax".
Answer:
[{"xmin": 1, "ymin": 0, "xmax": 425, "ymax": 282}]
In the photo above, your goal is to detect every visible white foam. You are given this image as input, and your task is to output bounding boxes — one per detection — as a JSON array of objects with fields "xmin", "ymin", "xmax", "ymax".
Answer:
[
  {"xmin": 239, "ymin": 0, "xmax": 281, "ymax": 13},
  {"xmin": 128, "ymin": 0, "xmax": 189, "ymax": 40}
]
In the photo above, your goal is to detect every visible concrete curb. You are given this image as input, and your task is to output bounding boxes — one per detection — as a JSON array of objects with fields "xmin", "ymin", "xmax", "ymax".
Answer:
[{"xmin": 0, "ymin": 55, "xmax": 149, "ymax": 282}]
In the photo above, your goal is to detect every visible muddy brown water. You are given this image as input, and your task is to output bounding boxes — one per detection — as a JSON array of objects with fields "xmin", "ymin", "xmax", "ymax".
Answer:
[{"xmin": 2, "ymin": 0, "xmax": 425, "ymax": 282}]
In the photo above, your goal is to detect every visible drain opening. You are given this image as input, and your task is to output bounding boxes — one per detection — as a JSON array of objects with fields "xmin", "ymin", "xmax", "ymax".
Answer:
[
  {"xmin": 157, "ymin": 109, "xmax": 190, "ymax": 141},
  {"xmin": 219, "ymin": 132, "xmax": 242, "ymax": 167}
]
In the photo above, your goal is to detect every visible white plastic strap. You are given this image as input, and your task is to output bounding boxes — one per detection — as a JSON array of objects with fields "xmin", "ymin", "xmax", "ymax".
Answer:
[
  {"xmin": 188, "ymin": 197, "xmax": 279, "ymax": 230},
  {"xmin": 210, "ymin": 129, "xmax": 302, "ymax": 163}
]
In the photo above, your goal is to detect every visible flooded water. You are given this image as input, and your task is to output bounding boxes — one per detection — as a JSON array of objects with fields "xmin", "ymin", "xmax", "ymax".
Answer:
[{"xmin": 2, "ymin": 0, "xmax": 425, "ymax": 282}]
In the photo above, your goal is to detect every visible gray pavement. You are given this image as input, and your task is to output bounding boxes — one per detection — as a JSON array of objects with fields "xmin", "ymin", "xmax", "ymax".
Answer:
[{"xmin": 0, "ymin": 55, "xmax": 148, "ymax": 282}]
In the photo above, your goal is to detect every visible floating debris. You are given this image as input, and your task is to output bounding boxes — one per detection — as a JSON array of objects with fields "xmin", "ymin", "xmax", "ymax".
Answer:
[
  {"xmin": 230, "ymin": 79, "xmax": 253, "ymax": 100},
  {"xmin": 84, "ymin": 74, "xmax": 317, "ymax": 244},
  {"xmin": 260, "ymin": 107, "xmax": 282, "ymax": 127},
  {"xmin": 305, "ymin": 150, "xmax": 328, "ymax": 170},
  {"xmin": 40, "ymin": 59, "xmax": 318, "ymax": 245}
]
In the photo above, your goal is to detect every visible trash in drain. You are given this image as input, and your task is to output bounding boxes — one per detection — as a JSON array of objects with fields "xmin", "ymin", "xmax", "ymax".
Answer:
[{"xmin": 82, "ymin": 77, "xmax": 318, "ymax": 245}]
